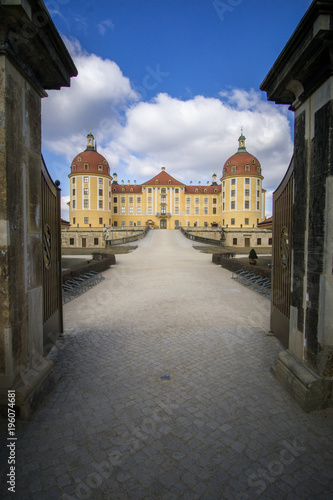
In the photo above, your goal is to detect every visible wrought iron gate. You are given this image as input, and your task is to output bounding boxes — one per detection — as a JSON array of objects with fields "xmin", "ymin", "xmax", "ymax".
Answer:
[
  {"xmin": 41, "ymin": 156, "xmax": 63, "ymax": 354},
  {"xmin": 270, "ymin": 157, "xmax": 294, "ymax": 347}
]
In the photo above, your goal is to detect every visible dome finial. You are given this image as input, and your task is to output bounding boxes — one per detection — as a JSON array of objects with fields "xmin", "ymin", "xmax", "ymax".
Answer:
[
  {"xmin": 238, "ymin": 129, "xmax": 247, "ymax": 152},
  {"xmin": 86, "ymin": 127, "xmax": 95, "ymax": 151}
]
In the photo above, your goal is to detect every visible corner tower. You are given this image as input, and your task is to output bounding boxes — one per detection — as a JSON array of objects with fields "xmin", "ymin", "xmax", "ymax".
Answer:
[
  {"xmin": 221, "ymin": 132, "xmax": 265, "ymax": 228},
  {"xmin": 69, "ymin": 131, "xmax": 112, "ymax": 228}
]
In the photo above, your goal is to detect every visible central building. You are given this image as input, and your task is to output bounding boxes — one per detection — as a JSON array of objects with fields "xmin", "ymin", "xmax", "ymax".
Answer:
[{"xmin": 68, "ymin": 131, "xmax": 266, "ymax": 231}]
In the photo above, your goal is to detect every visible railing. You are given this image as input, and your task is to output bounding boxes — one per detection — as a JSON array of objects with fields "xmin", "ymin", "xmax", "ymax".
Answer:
[
  {"xmin": 180, "ymin": 227, "xmax": 225, "ymax": 246},
  {"xmin": 107, "ymin": 225, "xmax": 150, "ymax": 246}
]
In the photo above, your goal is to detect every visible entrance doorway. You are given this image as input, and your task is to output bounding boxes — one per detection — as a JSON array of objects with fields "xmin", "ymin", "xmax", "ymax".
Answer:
[
  {"xmin": 160, "ymin": 219, "xmax": 167, "ymax": 229},
  {"xmin": 82, "ymin": 238, "xmax": 87, "ymax": 248},
  {"xmin": 244, "ymin": 238, "xmax": 250, "ymax": 247}
]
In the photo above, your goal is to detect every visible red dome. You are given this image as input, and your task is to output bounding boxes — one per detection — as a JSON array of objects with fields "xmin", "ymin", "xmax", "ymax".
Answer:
[
  {"xmin": 223, "ymin": 151, "xmax": 261, "ymax": 177},
  {"xmin": 70, "ymin": 149, "xmax": 110, "ymax": 176}
]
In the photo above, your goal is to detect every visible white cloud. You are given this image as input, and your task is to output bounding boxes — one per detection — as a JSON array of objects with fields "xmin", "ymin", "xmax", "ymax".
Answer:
[
  {"xmin": 97, "ymin": 19, "xmax": 114, "ymax": 35},
  {"xmin": 42, "ymin": 39, "xmax": 293, "ymax": 218},
  {"xmin": 61, "ymin": 196, "xmax": 70, "ymax": 220}
]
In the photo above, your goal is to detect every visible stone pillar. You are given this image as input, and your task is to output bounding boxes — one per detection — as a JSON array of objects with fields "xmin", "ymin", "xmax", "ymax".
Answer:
[
  {"xmin": 261, "ymin": 0, "xmax": 333, "ymax": 411},
  {"xmin": 0, "ymin": 0, "xmax": 77, "ymax": 418}
]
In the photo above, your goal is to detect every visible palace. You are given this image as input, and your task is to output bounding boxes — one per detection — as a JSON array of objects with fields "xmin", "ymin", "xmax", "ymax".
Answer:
[{"xmin": 63, "ymin": 130, "xmax": 270, "ymax": 248}]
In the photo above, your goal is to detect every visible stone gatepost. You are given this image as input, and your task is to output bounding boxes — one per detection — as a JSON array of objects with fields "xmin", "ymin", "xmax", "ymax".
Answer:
[
  {"xmin": 261, "ymin": 0, "xmax": 333, "ymax": 411},
  {"xmin": 0, "ymin": 0, "xmax": 77, "ymax": 418}
]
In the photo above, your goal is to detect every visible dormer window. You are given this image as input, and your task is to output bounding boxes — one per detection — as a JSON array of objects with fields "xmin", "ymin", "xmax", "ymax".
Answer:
[
  {"xmin": 98, "ymin": 165, "xmax": 102, "ymax": 171},
  {"xmin": 257, "ymin": 167, "xmax": 260, "ymax": 172},
  {"xmin": 227, "ymin": 161, "xmax": 230, "ymax": 166},
  {"xmin": 130, "ymin": 188, "xmax": 133, "ymax": 192},
  {"xmin": 245, "ymin": 165, "xmax": 250, "ymax": 171},
  {"xmin": 103, "ymin": 160, "xmax": 107, "ymax": 165},
  {"xmin": 122, "ymin": 188, "xmax": 125, "ymax": 191},
  {"xmin": 252, "ymin": 159, "xmax": 255, "ymax": 164},
  {"xmin": 195, "ymin": 189, "xmax": 198, "ymax": 193},
  {"xmin": 72, "ymin": 165, "xmax": 76, "ymax": 171},
  {"xmin": 232, "ymin": 166, "xmax": 236, "ymax": 173},
  {"xmin": 168, "ymin": 180, "xmax": 171, "ymax": 184},
  {"xmin": 155, "ymin": 180, "xmax": 159, "ymax": 184},
  {"xmin": 84, "ymin": 163, "xmax": 89, "ymax": 170},
  {"xmin": 78, "ymin": 157, "xmax": 81, "ymax": 162}
]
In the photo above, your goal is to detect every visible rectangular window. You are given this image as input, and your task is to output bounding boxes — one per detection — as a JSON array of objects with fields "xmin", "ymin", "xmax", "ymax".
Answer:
[
  {"xmin": 222, "ymin": 203, "xmax": 225, "ymax": 211},
  {"xmin": 72, "ymin": 189, "xmax": 75, "ymax": 196},
  {"xmin": 83, "ymin": 199, "xmax": 88, "ymax": 208},
  {"xmin": 70, "ymin": 238, "xmax": 74, "ymax": 245},
  {"xmin": 204, "ymin": 197, "xmax": 208, "ymax": 204},
  {"xmin": 84, "ymin": 188, "xmax": 89, "ymax": 195},
  {"xmin": 231, "ymin": 179, "xmax": 236, "ymax": 185},
  {"xmin": 187, "ymin": 221, "xmax": 190, "ymax": 227},
  {"xmin": 129, "ymin": 197, "xmax": 134, "ymax": 203},
  {"xmin": 245, "ymin": 189, "xmax": 249, "ymax": 196},
  {"xmin": 113, "ymin": 197, "xmax": 117, "ymax": 203},
  {"xmin": 257, "ymin": 179, "xmax": 260, "ymax": 185},
  {"xmin": 99, "ymin": 200, "xmax": 103, "ymax": 208},
  {"xmin": 99, "ymin": 189, "xmax": 103, "ymax": 196},
  {"xmin": 186, "ymin": 198, "xmax": 190, "ymax": 204},
  {"xmin": 73, "ymin": 200, "xmax": 76, "ymax": 208},
  {"xmin": 137, "ymin": 207, "xmax": 141, "ymax": 214},
  {"xmin": 121, "ymin": 197, "xmax": 125, "ymax": 204},
  {"xmin": 84, "ymin": 177, "xmax": 88, "ymax": 183},
  {"xmin": 195, "ymin": 207, "xmax": 199, "ymax": 214},
  {"xmin": 161, "ymin": 188, "xmax": 166, "ymax": 194},
  {"xmin": 99, "ymin": 178, "xmax": 103, "ymax": 184},
  {"xmin": 175, "ymin": 189, "xmax": 179, "ymax": 194},
  {"xmin": 99, "ymin": 218, "xmax": 103, "ymax": 224},
  {"xmin": 204, "ymin": 207, "xmax": 208, "ymax": 215},
  {"xmin": 161, "ymin": 195, "xmax": 166, "ymax": 203},
  {"xmin": 121, "ymin": 221, "xmax": 125, "ymax": 227},
  {"xmin": 148, "ymin": 207, "xmax": 152, "ymax": 214},
  {"xmin": 129, "ymin": 207, "xmax": 133, "ymax": 214},
  {"xmin": 231, "ymin": 190, "xmax": 235, "ymax": 197},
  {"xmin": 233, "ymin": 238, "xmax": 237, "ymax": 245},
  {"xmin": 137, "ymin": 221, "xmax": 141, "ymax": 227},
  {"xmin": 121, "ymin": 207, "xmax": 125, "ymax": 214},
  {"xmin": 213, "ymin": 198, "xmax": 217, "ymax": 204},
  {"xmin": 137, "ymin": 197, "xmax": 141, "ymax": 203},
  {"xmin": 257, "ymin": 238, "xmax": 262, "ymax": 245},
  {"xmin": 257, "ymin": 201, "xmax": 260, "ymax": 210},
  {"xmin": 72, "ymin": 178, "xmax": 75, "ymax": 184},
  {"xmin": 245, "ymin": 178, "xmax": 250, "ymax": 184},
  {"xmin": 231, "ymin": 218, "xmax": 235, "ymax": 225},
  {"xmin": 245, "ymin": 200, "xmax": 249, "ymax": 209},
  {"xmin": 245, "ymin": 218, "xmax": 249, "ymax": 225},
  {"xmin": 175, "ymin": 207, "xmax": 179, "ymax": 214},
  {"xmin": 94, "ymin": 238, "xmax": 99, "ymax": 245},
  {"xmin": 109, "ymin": 202, "xmax": 111, "ymax": 210},
  {"xmin": 73, "ymin": 217, "xmax": 75, "ymax": 224},
  {"xmin": 195, "ymin": 198, "xmax": 199, "ymax": 204},
  {"xmin": 269, "ymin": 238, "xmax": 272, "ymax": 245},
  {"xmin": 84, "ymin": 217, "xmax": 89, "ymax": 224},
  {"xmin": 175, "ymin": 197, "xmax": 179, "ymax": 203},
  {"xmin": 186, "ymin": 207, "xmax": 190, "ymax": 214},
  {"xmin": 231, "ymin": 201, "xmax": 235, "ymax": 209},
  {"xmin": 257, "ymin": 190, "xmax": 260, "ymax": 198},
  {"xmin": 223, "ymin": 181, "xmax": 225, "ymax": 187},
  {"xmin": 129, "ymin": 221, "xmax": 133, "ymax": 227},
  {"xmin": 148, "ymin": 188, "xmax": 152, "ymax": 193},
  {"xmin": 223, "ymin": 192, "xmax": 225, "ymax": 198},
  {"xmin": 213, "ymin": 207, "xmax": 216, "ymax": 215},
  {"xmin": 114, "ymin": 207, "xmax": 118, "ymax": 213}
]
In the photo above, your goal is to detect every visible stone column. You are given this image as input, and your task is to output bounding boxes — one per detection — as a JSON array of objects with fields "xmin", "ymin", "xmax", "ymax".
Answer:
[
  {"xmin": 261, "ymin": 0, "xmax": 333, "ymax": 411},
  {"xmin": 0, "ymin": 0, "xmax": 77, "ymax": 418}
]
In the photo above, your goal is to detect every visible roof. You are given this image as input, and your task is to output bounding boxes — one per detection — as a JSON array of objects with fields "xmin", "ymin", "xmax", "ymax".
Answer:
[
  {"xmin": 257, "ymin": 216, "xmax": 273, "ymax": 229},
  {"xmin": 111, "ymin": 185, "xmax": 142, "ymax": 193},
  {"xmin": 185, "ymin": 185, "xmax": 221, "ymax": 194},
  {"xmin": 70, "ymin": 150, "xmax": 111, "ymax": 177},
  {"xmin": 142, "ymin": 170, "xmax": 185, "ymax": 186},
  {"xmin": 223, "ymin": 151, "xmax": 262, "ymax": 178}
]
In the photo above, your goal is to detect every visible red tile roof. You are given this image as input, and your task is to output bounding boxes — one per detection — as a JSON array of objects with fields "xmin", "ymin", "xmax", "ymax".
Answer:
[
  {"xmin": 111, "ymin": 185, "xmax": 142, "ymax": 193},
  {"xmin": 142, "ymin": 170, "xmax": 185, "ymax": 186},
  {"xmin": 185, "ymin": 185, "xmax": 221, "ymax": 194}
]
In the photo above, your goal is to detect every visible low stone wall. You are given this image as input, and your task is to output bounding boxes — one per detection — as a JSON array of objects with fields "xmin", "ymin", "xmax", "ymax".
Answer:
[
  {"xmin": 180, "ymin": 227, "xmax": 224, "ymax": 246},
  {"xmin": 62, "ymin": 226, "xmax": 149, "ymax": 248},
  {"xmin": 220, "ymin": 258, "xmax": 271, "ymax": 280},
  {"xmin": 62, "ymin": 254, "xmax": 115, "ymax": 283},
  {"xmin": 106, "ymin": 226, "xmax": 150, "ymax": 246}
]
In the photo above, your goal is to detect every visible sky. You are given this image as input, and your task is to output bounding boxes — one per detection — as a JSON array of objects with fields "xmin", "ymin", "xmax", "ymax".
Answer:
[{"xmin": 41, "ymin": 0, "xmax": 313, "ymax": 220}]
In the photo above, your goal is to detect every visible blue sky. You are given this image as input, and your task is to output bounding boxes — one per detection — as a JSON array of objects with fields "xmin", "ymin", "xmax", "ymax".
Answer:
[{"xmin": 42, "ymin": 0, "xmax": 312, "ymax": 218}]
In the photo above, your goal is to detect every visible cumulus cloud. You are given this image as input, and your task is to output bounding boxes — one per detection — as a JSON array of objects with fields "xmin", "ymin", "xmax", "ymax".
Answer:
[
  {"xmin": 61, "ymin": 196, "xmax": 70, "ymax": 220},
  {"xmin": 42, "ymin": 39, "xmax": 293, "ymax": 218}
]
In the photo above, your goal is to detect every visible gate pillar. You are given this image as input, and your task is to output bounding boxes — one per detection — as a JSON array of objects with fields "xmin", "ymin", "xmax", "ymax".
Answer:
[
  {"xmin": 0, "ymin": 1, "xmax": 77, "ymax": 418},
  {"xmin": 261, "ymin": 0, "xmax": 333, "ymax": 411}
]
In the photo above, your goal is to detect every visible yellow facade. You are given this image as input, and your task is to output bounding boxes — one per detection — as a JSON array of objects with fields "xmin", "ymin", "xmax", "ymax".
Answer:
[{"xmin": 68, "ymin": 132, "xmax": 266, "ymax": 230}]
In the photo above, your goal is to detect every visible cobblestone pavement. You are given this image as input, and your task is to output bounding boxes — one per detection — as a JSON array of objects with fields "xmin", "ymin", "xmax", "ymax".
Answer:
[{"xmin": 1, "ymin": 230, "xmax": 333, "ymax": 500}]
